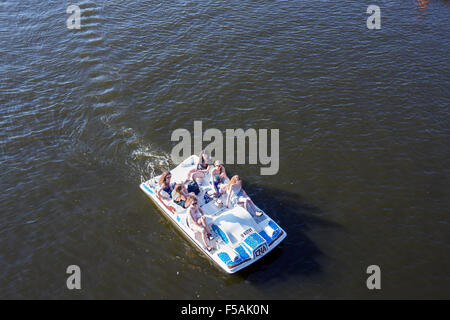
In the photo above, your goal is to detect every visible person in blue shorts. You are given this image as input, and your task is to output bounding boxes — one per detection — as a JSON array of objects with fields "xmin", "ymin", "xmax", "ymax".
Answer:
[{"xmin": 210, "ymin": 160, "xmax": 228, "ymax": 197}]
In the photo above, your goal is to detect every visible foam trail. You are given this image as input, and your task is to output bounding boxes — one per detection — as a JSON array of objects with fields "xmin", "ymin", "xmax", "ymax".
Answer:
[{"xmin": 120, "ymin": 127, "xmax": 173, "ymax": 183}]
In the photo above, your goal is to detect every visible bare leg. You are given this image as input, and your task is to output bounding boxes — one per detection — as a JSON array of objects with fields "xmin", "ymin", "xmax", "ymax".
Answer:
[
  {"xmin": 239, "ymin": 198, "xmax": 262, "ymax": 217},
  {"xmin": 191, "ymin": 171, "xmax": 205, "ymax": 186},
  {"xmin": 247, "ymin": 199, "xmax": 263, "ymax": 216},
  {"xmin": 199, "ymin": 216, "xmax": 212, "ymax": 234},
  {"xmin": 237, "ymin": 198, "xmax": 251, "ymax": 215},
  {"xmin": 213, "ymin": 182, "xmax": 220, "ymax": 196},
  {"xmin": 201, "ymin": 229, "xmax": 211, "ymax": 250},
  {"xmin": 186, "ymin": 168, "xmax": 195, "ymax": 180},
  {"xmin": 186, "ymin": 168, "xmax": 201, "ymax": 181}
]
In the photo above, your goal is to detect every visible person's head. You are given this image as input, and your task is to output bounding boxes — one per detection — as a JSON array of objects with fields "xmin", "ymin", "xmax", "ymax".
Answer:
[
  {"xmin": 228, "ymin": 175, "xmax": 241, "ymax": 190},
  {"xmin": 159, "ymin": 171, "xmax": 171, "ymax": 185},
  {"xmin": 174, "ymin": 184, "xmax": 183, "ymax": 193},
  {"xmin": 187, "ymin": 194, "xmax": 198, "ymax": 206},
  {"xmin": 173, "ymin": 184, "xmax": 183, "ymax": 200},
  {"xmin": 201, "ymin": 150, "xmax": 210, "ymax": 163},
  {"xmin": 214, "ymin": 160, "xmax": 223, "ymax": 171}
]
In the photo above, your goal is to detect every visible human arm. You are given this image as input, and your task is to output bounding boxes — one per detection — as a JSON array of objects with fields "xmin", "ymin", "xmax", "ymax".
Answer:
[
  {"xmin": 221, "ymin": 166, "xmax": 228, "ymax": 180},
  {"xmin": 226, "ymin": 186, "xmax": 232, "ymax": 208}
]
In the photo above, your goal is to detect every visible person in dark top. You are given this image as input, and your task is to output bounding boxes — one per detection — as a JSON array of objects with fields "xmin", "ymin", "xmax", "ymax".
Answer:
[
  {"xmin": 157, "ymin": 171, "xmax": 175, "ymax": 200},
  {"xmin": 172, "ymin": 183, "xmax": 189, "ymax": 208},
  {"xmin": 187, "ymin": 150, "xmax": 212, "ymax": 182}
]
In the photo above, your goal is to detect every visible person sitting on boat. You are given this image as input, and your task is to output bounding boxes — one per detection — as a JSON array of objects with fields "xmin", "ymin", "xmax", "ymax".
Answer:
[
  {"xmin": 157, "ymin": 171, "xmax": 175, "ymax": 200},
  {"xmin": 172, "ymin": 183, "xmax": 189, "ymax": 208},
  {"xmin": 210, "ymin": 160, "xmax": 228, "ymax": 197},
  {"xmin": 186, "ymin": 194, "xmax": 214, "ymax": 251},
  {"xmin": 186, "ymin": 150, "xmax": 212, "ymax": 183},
  {"xmin": 225, "ymin": 175, "xmax": 263, "ymax": 217}
]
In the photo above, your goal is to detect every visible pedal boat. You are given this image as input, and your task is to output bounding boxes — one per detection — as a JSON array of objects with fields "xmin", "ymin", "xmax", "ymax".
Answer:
[{"xmin": 139, "ymin": 155, "xmax": 287, "ymax": 273}]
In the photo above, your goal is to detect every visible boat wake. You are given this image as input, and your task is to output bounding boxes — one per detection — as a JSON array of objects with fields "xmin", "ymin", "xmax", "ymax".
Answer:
[{"xmin": 119, "ymin": 127, "xmax": 173, "ymax": 184}]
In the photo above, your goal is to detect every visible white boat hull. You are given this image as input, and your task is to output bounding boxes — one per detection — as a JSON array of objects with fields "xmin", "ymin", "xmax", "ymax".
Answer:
[{"xmin": 139, "ymin": 155, "xmax": 287, "ymax": 273}]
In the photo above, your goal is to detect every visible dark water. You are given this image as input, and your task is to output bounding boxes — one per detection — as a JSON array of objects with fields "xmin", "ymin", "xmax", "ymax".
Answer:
[{"xmin": 1, "ymin": 0, "xmax": 449, "ymax": 299}]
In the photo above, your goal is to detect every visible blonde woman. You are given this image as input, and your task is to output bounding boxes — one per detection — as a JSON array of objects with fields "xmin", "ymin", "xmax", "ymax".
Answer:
[
  {"xmin": 225, "ymin": 175, "xmax": 263, "ymax": 217},
  {"xmin": 186, "ymin": 194, "xmax": 214, "ymax": 251}
]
